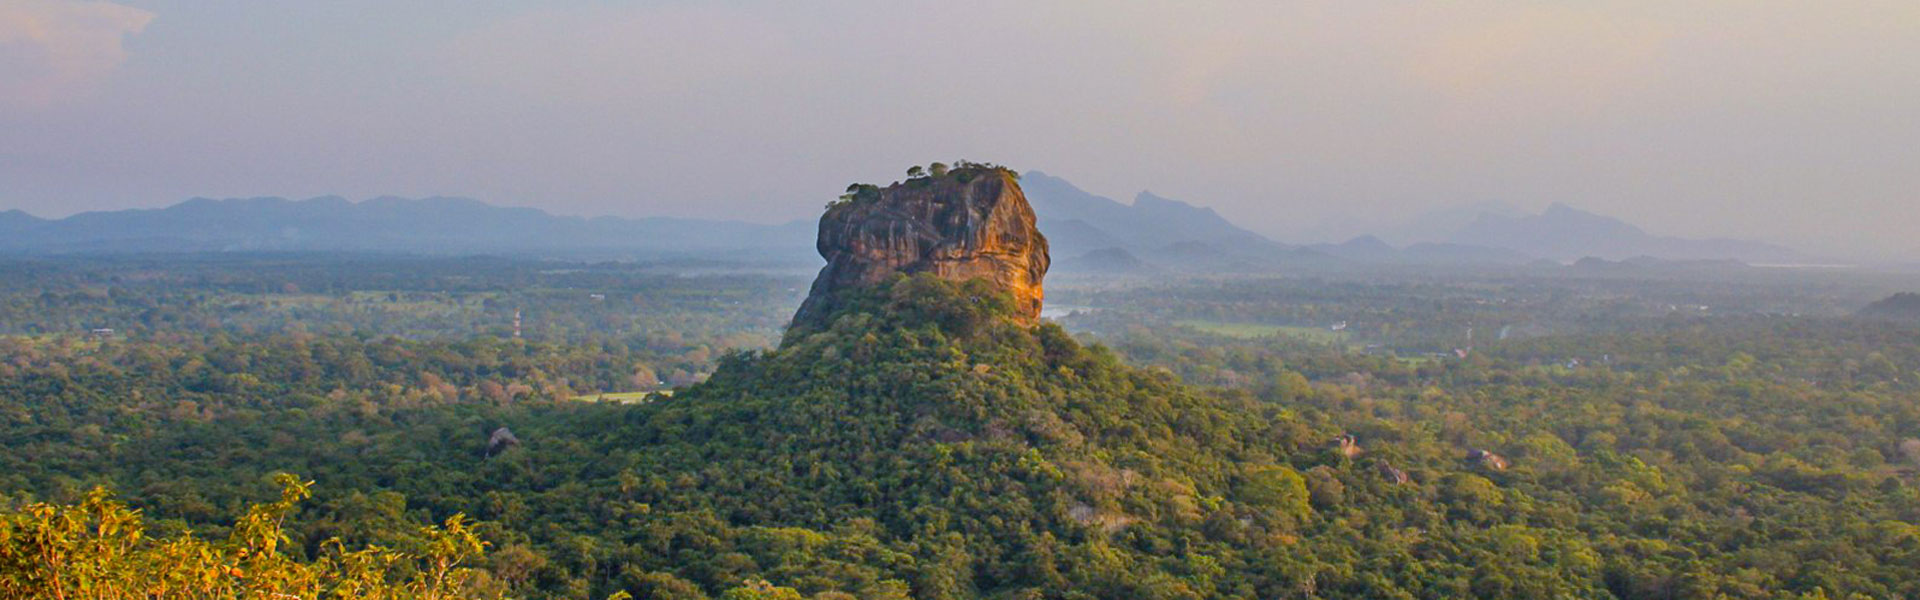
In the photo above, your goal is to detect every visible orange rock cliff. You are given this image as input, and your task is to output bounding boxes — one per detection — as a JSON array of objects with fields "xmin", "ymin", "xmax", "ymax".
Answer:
[{"xmin": 792, "ymin": 166, "xmax": 1050, "ymax": 327}]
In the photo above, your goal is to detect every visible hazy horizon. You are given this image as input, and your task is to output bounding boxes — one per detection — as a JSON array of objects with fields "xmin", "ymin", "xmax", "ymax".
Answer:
[{"xmin": 3, "ymin": 1, "xmax": 1916, "ymax": 259}]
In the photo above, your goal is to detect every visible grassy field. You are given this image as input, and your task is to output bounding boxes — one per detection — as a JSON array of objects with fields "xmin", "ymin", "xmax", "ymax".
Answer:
[
  {"xmin": 572, "ymin": 391, "xmax": 671, "ymax": 404},
  {"xmin": 1395, "ymin": 355, "xmax": 1439, "ymax": 367},
  {"xmin": 344, "ymin": 291, "xmax": 494, "ymax": 311},
  {"xmin": 1173, "ymin": 320, "xmax": 1352, "ymax": 344}
]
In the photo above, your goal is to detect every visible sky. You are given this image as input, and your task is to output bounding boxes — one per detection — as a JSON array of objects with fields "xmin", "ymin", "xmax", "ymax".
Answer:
[{"xmin": 1, "ymin": 1, "xmax": 1916, "ymax": 258}]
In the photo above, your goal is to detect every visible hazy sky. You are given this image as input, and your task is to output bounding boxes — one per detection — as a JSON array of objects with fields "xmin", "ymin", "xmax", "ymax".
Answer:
[{"xmin": 2, "ymin": 1, "xmax": 1916, "ymax": 257}]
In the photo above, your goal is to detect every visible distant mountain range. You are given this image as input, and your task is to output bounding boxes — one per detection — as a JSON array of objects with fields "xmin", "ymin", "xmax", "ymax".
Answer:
[
  {"xmin": 1021, "ymin": 171, "xmax": 1315, "ymax": 272},
  {"xmin": 1023, "ymin": 172, "xmax": 1806, "ymax": 270},
  {"xmin": 1440, "ymin": 203, "xmax": 1802, "ymax": 262},
  {"xmin": 1302, "ymin": 203, "xmax": 1810, "ymax": 265},
  {"xmin": 0, "ymin": 196, "xmax": 816, "ymax": 260},
  {"xmin": 0, "ymin": 175, "xmax": 1305, "ymax": 270},
  {"xmin": 1020, "ymin": 171, "xmax": 1283, "ymax": 257},
  {"xmin": 0, "ymin": 175, "xmax": 1807, "ymax": 268}
]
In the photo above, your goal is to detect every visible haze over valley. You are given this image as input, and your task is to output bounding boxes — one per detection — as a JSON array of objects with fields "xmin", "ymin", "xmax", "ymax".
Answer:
[{"xmin": 0, "ymin": 169, "xmax": 1836, "ymax": 269}]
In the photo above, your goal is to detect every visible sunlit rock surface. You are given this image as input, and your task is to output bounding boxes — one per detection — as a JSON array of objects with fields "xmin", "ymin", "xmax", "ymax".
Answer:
[{"xmin": 794, "ymin": 168, "xmax": 1050, "ymax": 327}]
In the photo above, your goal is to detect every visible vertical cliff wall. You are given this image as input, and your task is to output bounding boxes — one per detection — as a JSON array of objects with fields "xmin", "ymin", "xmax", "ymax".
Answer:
[{"xmin": 792, "ymin": 168, "xmax": 1050, "ymax": 327}]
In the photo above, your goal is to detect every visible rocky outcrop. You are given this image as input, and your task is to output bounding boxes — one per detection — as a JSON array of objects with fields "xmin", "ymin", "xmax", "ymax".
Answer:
[
  {"xmin": 793, "ymin": 167, "xmax": 1050, "ymax": 327},
  {"xmin": 487, "ymin": 426, "xmax": 520, "ymax": 456},
  {"xmin": 1467, "ymin": 448, "xmax": 1509, "ymax": 471},
  {"xmin": 1331, "ymin": 434, "xmax": 1363, "ymax": 459},
  {"xmin": 1377, "ymin": 461, "xmax": 1411, "ymax": 485}
]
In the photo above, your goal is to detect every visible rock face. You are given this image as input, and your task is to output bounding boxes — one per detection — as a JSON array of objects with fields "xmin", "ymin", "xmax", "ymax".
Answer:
[
  {"xmin": 1377, "ymin": 461, "xmax": 1411, "ymax": 485},
  {"xmin": 793, "ymin": 168, "xmax": 1050, "ymax": 327},
  {"xmin": 1332, "ymin": 434, "xmax": 1363, "ymax": 459},
  {"xmin": 1467, "ymin": 448, "xmax": 1510, "ymax": 471},
  {"xmin": 486, "ymin": 426, "xmax": 520, "ymax": 457}
]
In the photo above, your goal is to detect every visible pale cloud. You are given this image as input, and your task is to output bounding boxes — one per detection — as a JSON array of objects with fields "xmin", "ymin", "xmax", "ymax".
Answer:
[{"xmin": 0, "ymin": 0, "xmax": 153, "ymax": 109}]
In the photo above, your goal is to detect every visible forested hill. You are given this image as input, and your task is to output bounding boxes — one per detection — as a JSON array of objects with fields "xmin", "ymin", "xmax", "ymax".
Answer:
[
  {"xmin": 1860, "ymin": 292, "xmax": 1920, "ymax": 320},
  {"xmin": 630, "ymin": 275, "xmax": 1325, "ymax": 597}
]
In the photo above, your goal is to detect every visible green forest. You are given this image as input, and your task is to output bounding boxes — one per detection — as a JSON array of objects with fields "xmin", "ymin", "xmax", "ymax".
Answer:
[{"xmin": 4, "ymin": 256, "xmax": 1920, "ymax": 598}]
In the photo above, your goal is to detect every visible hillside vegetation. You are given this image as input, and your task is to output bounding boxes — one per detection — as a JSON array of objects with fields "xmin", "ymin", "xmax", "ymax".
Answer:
[{"xmin": 3, "ymin": 268, "xmax": 1920, "ymax": 597}]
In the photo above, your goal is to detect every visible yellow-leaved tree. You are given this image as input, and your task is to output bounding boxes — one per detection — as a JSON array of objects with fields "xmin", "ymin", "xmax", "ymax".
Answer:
[{"xmin": 0, "ymin": 473, "xmax": 495, "ymax": 600}]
